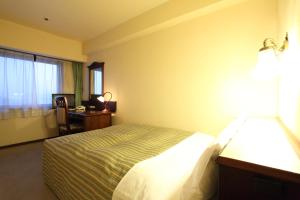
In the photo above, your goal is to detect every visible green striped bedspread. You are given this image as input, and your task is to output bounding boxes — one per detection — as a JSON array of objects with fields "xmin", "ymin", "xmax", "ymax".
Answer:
[{"xmin": 43, "ymin": 124, "xmax": 193, "ymax": 200}]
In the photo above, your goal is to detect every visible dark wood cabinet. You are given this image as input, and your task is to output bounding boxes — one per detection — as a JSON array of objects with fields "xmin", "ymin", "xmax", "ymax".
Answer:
[
  {"xmin": 217, "ymin": 118, "xmax": 300, "ymax": 200},
  {"xmin": 218, "ymin": 164, "xmax": 300, "ymax": 200}
]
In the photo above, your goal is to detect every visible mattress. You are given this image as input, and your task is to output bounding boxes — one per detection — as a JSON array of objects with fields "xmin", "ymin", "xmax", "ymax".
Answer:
[{"xmin": 43, "ymin": 124, "xmax": 195, "ymax": 200}]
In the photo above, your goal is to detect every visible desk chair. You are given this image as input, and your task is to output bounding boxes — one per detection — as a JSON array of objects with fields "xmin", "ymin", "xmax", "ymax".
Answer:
[{"xmin": 55, "ymin": 96, "xmax": 84, "ymax": 136}]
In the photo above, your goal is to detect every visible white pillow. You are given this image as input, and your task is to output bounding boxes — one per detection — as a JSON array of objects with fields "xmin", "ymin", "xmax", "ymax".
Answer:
[{"xmin": 113, "ymin": 132, "xmax": 216, "ymax": 200}]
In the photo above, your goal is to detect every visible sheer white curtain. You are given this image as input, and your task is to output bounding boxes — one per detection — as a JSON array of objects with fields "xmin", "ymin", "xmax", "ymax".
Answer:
[{"xmin": 0, "ymin": 49, "xmax": 63, "ymax": 119}]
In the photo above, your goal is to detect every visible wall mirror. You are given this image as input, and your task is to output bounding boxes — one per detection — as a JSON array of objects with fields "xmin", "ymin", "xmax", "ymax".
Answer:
[{"xmin": 88, "ymin": 62, "xmax": 104, "ymax": 98}]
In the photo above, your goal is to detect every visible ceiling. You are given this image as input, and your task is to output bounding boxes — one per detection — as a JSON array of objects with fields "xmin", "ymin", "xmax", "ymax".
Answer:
[{"xmin": 0, "ymin": 0, "xmax": 168, "ymax": 42}]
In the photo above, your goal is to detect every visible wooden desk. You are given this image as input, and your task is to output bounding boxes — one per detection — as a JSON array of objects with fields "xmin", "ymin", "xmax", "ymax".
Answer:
[
  {"xmin": 68, "ymin": 111, "xmax": 112, "ymax": 131},
  {"xmin": 217, "ymin": 118, "xmax": 300, "ymax": 200}
]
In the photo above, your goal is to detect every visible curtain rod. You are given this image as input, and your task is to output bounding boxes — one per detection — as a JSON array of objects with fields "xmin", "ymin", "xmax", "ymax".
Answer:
[{"xmin": 0, "ymin": 46, "xmax": 83, "ymax": 63}]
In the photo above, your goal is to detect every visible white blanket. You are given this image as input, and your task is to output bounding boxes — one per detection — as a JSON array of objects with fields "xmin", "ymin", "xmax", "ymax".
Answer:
[{"xmin": 113, "ymin": 132, "xmax": 218, "ymax": 200}]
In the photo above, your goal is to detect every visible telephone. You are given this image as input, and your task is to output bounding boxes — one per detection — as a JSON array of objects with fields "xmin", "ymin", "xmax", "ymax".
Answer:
[{"xmin": 75, "ymin": 105, "xmax": 86, "ymax": 112}]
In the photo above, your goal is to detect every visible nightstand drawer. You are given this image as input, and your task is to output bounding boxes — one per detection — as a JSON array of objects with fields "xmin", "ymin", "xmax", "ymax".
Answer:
[
  {"xmin": 217, "ymin": 118, "xmax": 300, "ymax": 200},
  {"xmin": 219, "ymin": 165, "xmax": 300, "ymax": 200},
  {"xmin": 84, "ymin": 113, "xmax": 111, "ymax": 131}
]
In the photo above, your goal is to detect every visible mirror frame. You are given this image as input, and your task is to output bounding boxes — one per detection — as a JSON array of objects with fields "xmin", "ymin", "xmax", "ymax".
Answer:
[{"xmin": 88, "ymin": 62, "xmax": 104, "ymax": 99}]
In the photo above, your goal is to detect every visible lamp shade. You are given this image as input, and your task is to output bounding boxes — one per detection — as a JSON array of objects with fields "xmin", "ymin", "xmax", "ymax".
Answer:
[
  {"xmin": 97, "ymin": 96, "xmax": 105, "ymax": 102},
  {"xmin": 253, "ymin": 48, "xmax": 279, "ymax": 80},
  {"xmin": 97, "ymin": 92, "xmax": 112, "ymax": 112}
]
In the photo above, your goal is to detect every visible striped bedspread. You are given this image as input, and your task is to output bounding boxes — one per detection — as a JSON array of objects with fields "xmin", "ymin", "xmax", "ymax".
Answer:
[{"xmin": 43, "ymin": 124, "xmax": 193, "ymax": 200}]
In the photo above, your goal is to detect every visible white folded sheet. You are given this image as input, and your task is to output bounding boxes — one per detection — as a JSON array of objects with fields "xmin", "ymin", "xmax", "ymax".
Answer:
[{"xmin": 113, "ymin": 132, "xmax": 218, "ymax": 200}]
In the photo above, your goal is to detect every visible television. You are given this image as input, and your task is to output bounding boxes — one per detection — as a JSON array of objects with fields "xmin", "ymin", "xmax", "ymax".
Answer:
[{"xmin": 52, "ymin": 94, "xmax": 75, "ymax": 109}]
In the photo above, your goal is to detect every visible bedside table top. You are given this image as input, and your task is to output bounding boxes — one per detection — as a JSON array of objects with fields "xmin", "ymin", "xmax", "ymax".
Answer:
[{"xmin": 218, "ymin": 117, "xmax": 300, "ymax": 182}]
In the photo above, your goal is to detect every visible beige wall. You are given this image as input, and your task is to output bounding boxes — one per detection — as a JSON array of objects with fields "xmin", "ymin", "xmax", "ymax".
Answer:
[
  {"xmin": 0, "ymin": 0, "xmax": 283, "ymax": 146},
  {"xmin": 0, "ymin": 111, "xmax": 57, "ymax": 147},
  {"xmin": 87, "ymin": 0, "xmax": 278, "ymax": 135},
  {"xmin": 0, "ymin": 19, "xmax": 86, "ymax": 62},
  {"xmin": 84, "ymin": 0, "xmax": 247, "ymax": 54},
  {"xmin": 278, "ymin": 0, "xmax": 300, "ymax": 142}
]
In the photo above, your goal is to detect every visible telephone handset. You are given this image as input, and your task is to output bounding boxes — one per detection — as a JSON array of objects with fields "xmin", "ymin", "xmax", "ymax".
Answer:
[{"xmin": 75, "ymin": 105, "xmax": 86, "ymax": 112}]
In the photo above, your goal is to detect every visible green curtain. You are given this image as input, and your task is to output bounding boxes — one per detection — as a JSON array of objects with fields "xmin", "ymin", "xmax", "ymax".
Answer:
[{"xmin": 72, "ymin": 62, "xmax": 83, "ymax": 107}]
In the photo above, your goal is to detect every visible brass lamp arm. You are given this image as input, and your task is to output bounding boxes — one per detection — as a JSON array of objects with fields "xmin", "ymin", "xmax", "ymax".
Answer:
[
  {"xmin": 262, "ymin": 38, "xmax": 278, "ymax": 50},
  {"xmin": 260, "ymin": 33, "xmax": 288, "ymax": 52},
  {"xmin": 102, "ymin": 92, "xmax": 112, "ymax": 110}
]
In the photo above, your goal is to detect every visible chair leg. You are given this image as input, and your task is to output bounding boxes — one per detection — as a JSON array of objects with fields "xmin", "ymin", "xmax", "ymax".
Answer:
[{"xmin": 58, "ymin": 128, "xmax": 64, "ymax": 136}]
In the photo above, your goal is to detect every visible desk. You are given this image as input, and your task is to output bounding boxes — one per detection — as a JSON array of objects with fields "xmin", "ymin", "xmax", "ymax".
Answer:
[
  {"xmin": 217, "ymin": 118, "xmax": 300, "ymax": 200},
  {"xmin": 68, "ymin": 111, "xmax": 112, "ymax": 131}
]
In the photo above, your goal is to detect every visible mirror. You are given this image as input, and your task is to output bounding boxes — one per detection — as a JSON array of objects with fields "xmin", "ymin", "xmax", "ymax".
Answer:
[{"xmin": 88, "ymin": 62, "xmax": 104, "ymax": 98}]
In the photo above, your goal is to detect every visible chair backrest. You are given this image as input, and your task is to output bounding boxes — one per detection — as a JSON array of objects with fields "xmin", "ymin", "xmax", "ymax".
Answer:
[{"xmin": 55, "ymin": 96, "xmax": 70, "ymax": 130}]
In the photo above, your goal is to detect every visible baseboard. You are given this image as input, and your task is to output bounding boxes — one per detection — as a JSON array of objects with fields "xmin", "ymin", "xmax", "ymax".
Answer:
[{"xmin": 0, "ymin": 136, "xmax": 58, "ymax": 149}]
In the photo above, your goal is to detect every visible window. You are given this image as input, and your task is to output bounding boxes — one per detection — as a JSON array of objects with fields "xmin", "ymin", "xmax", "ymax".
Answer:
[{"xmin": 0, "ymin": 49, "xmax": 62, "ymax": 119}]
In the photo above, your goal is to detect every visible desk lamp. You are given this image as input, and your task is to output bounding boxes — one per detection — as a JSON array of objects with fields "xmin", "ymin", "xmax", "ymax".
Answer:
[
  {"xmin": 97, "ymin": 92, "xmax": 112, "ymax": 112},
  {"xmin": 254, "ymin": 33, "xmax": 288, "ymax": 79}
]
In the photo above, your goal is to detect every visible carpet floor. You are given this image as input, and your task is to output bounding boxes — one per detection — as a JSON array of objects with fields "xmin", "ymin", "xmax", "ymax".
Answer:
[{"xmin": 0, "ymin": 141, "xmax": 58, "ymax": 200}]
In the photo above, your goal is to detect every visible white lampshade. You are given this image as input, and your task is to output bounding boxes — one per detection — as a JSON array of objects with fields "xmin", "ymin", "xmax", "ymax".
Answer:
[
  {"xmin": 97, "ymin": 96, "xmax": 105, "ymax": 102},
  {"xmin": 253, "ymin": 48, "xmax": 280, "ymax": 80},
  {"xmin": 96, "ymin": 92, "xmax": 112, "ymax": 112}
]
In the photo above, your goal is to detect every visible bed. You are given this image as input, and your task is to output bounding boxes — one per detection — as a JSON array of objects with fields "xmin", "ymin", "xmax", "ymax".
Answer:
[{"xmin": 43, "ymin": 122, "xmax": 242, "ymax": 200}]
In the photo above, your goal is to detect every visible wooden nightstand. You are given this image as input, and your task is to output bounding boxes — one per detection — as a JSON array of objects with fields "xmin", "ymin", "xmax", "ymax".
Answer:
[
  {"xmin": 217, "ymin": 118, "xmax": 300, "ymax": 200},
  {"xmin": 68, "ymin": 111, "xmax": 112, "ymax": 131}
]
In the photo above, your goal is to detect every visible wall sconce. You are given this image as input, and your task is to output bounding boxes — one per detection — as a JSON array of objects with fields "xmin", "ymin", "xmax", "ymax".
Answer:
[
  {"xmin": 97, "ymin": 92, "xmax": 112, "ymax": 112},
  {"xmin": 254, "ymin": 33, "xmax": 288, "ymax": 79}
]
